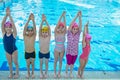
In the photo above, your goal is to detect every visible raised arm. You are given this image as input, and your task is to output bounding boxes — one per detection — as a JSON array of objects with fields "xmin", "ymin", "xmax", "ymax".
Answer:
[
  {"xmin": 1, "ymin": 15, "xmax": 7, "ymax": 36},
  {"xmin": 45, "ymin": 18, "xmax": 51, "ymax": 37},
  {"xmin": 78, "ymin": 11, "xmax": 82, "ymax": 31},
  {"xmin": 23, "ymin": 14, "xmax": 30, "ymax": 36},
  {"xmin": 9, "ymin": 15, "xmax": 17, "ymax": 37},
  {"xmin": 82, "ymin": 25, "xmax": 87, "ymax": 48},
  {"xmin": 82, "ymin": 21, "xmax": 89, "ymax": 48},
  {"xmin": 5, "ymin": 7, "xmax": 17, "ymax": 38},
  {"xmin": 56, "ymin": 12, "xmax": 64, "ymax": 27},
  {"xmin": 62, "ymin": 11, "xmax": 66, "ymax": 34},
  {"xmin": 1, "ymin": 7, "xmax": 10, "ymax": 36},
  {"xmin": 55, "ymin": 11, "xmax": 65, "ymax": 34},
  {"xmin": 84, "ymin": 21, "xmax": 89, "ymax": 34},
  {"xmin": 31, "ymin": 13, "xmax": 36, "ymax": 36},
  {"xmin": 39, "ymin": 14, "xmax": 45, "ymax": 37},
  {"xmin": 69, "ymin": 12, "xmax": 79, "ymax": 31}
]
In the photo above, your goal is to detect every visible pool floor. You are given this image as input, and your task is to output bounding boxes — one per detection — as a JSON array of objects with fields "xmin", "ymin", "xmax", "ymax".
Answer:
[{"xmin": 0, "ymin": 71, "xmax": 120, "ymax": 79}]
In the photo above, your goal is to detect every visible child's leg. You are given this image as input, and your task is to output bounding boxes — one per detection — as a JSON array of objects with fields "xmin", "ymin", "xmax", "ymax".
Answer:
[
  {"xmin": 81, "ymin": 59, "xmax": 88, "ymax": 78},
  {"xmin": 66, "ymin": 54, "xmax": 71, "ymax": 77},
  {"xmin": 40, "ymin": 59, "xmax": 43, "ymax": 78},
  {"xmin": 12, "ymin": 51, "xmax": 19, "ymax": 79},
  {"xmin": 26, "ymin": 59, "xmax": 30, "ymax": 78},
  {"xmin": 78, "ymin": 57, "xmax": 81, "ymax": 77},
  {"xmin": 54, "ymin": 50, "xmax": 59, "ymax": 77},
  {"xmin": 45, "ymin": 59, "xmax": 49, "ymax": 78},
  {"xmin": 65, "ymin": 64, "xmax": 69, "ymax": 78},
  {"xmin": 79, "ymin": 59, "xmax": 86, "ymax": 78},
  {"xmin": 58, "ymin": 51, "xmax": 64, "ymax": 77},
  {"xmin": 6, "ymin": 53, "xmax": 13, "ymax": 78},
  {"xmin": 78, "ymin": 66, "xmax": 81, "ymax": 78},
  {"xmin": 31, "ymin": 58, "xmax": 35, "ymax": 78},
  {"xmin": 70, "ymin": 55, "xmax": 77, "ymax": 77},
  {"xmin": 70, "ymin": 64, "xmax": 74, "ymax": 77}
]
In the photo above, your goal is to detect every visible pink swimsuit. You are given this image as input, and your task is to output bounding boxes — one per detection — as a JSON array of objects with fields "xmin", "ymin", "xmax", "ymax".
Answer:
[
  {"xmin": 55, "ymin": 36, "xmax": 65, "ymax": 52},
  {"xmin": 80, "ymin": 44, "xmax": 91, "ymax": 60}
]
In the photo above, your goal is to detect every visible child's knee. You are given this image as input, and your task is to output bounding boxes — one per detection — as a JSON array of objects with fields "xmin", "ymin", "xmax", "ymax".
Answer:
[{"xmin": 8, "ymin": 62, "xmax": 12, "ymax": 65}]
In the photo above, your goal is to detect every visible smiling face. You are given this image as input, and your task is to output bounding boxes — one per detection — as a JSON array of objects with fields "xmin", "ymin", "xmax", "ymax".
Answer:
[
  {"xmin": 5, "ymin": 26, "xmax": 12, "ymax": 34},
  {"xmin": 72, "ymin": 26, "xmax": 79, "ymax": 34},
  {"xmin": 41, "ymin": 27, "xmax": 49, "ymax": 37},
  {"xmin": 57, "ymin": 26, "xmax": 64, "ymax": 33},
  {"xmin": 57, "ymin": 22, "xmax": 64, "ymax": 33},
  {"xmin": 41, "ymin": 31, "xmax": 49, "ymax": 37},
  {"xmin": 26, "ymin": 27, "xmax": 34, "ymax": 36},
  {"xmin": 71, "ymin": 22, "xmax": 79, "ymax": 34}
]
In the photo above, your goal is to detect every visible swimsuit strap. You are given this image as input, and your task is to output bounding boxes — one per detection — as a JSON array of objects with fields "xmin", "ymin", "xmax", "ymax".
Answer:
[{"xmin": 55, "ymin": 36, "xmax": 65, "ymax": 44}]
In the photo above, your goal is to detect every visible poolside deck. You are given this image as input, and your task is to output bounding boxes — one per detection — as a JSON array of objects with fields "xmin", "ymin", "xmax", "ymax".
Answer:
[{"xmin": 0, "ymin": 71, "xmax": 120, "ymax": 79}]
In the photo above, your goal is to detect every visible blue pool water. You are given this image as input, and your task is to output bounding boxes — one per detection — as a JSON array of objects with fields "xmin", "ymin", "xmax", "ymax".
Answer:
[{"xmin": 0, "ymin": 0, "xmax": 120, "ymax": 71}]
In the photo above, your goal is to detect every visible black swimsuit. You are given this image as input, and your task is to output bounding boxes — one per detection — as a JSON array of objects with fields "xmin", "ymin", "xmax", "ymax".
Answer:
[{"xmin": 3, "ymin": 33, "xmax": 17, "ymax": 55}]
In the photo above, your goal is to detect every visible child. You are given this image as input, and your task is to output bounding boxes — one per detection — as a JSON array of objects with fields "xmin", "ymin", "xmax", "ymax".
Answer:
[
  {"xmin": 66, "ymin": 11, "xmax": 82, "ymax": 78},
  {"xmin": 1, "ymin": 7, "xmax": 19, "ymax": 79},
  {"xmin": 23, "ymin": 13, "xmax": 36, "ymax": 79},
  {"xmin": 39, "ymin": 14, "xmax": 51, "ymax": 78},
  {"xmin": 54, "ymin": 11, "xmax": 66, "ymax": 78},
  {"xmin": 78, "ymin": 21, "xmax": 91, "ymax": 78}
]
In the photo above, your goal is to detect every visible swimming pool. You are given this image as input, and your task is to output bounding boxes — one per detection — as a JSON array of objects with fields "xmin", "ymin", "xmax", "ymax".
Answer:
[{"xmin": 0, "ymin": 0, "xmax": 120, "ymax": 71}]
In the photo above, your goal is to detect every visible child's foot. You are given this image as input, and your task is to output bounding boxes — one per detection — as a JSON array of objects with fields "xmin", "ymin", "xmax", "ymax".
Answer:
[
  {"xmin": 32, "ymin": 74, "xmax": 35, "ymax": 79},
  {"xmin": 70, "ymin": 73, "xmax": 73, "ymax": 78},
  {"xmin": 8, "ymin": 74, "xmax": 13, "ymax": 79},
  {"xmin": 58, "ymin": 73, "xmax": 61, "ymax": 78},
  {"xmin": 80, "ymin": 75, "xmax": 84, "ymax": 79},
  {"xmin": 13, "ymin": 74, "xmax": 19, "ymax": 79},
  {"xmin": 44, "ymin": 74, "xmax": 48, "ymax": 78},
  {"xmin": 77, "ymin": 74, "xmax": 81, "ymax": 78},
  {"xmin": 40, "ymin": 74, "xmax": 43, "ymax": 78},
  {"xmin": 54, "ymin": 73, "xmax": 57, "ymax": 78},
  {"xmin": 26, "ymin": 74, "xmax": 30, "ymax": 79},
  {"xmin": 65, "ymin": 73, "xmax": 68, "ymax": 78}
]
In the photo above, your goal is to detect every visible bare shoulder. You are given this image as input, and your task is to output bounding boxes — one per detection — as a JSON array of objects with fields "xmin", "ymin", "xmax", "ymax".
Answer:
[
  {"xmin": 13, "ymin": 33, "xmax": 17, "ymax": 39},
  {"xmin": 2, "ymin": 32, "xmax": 5, "ymax": 37}
]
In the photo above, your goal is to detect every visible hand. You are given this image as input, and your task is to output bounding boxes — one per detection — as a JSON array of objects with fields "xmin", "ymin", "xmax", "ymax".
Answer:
[
  {"xmin": 30, "ymin": 13, "xmax": 34, "ymax": 20},
  {"xmin": 78, "ymin": 11, "xmax": 81, "ymax": 16},
  {"xmin": 87, "ymin": 21, "xmax": 89, "ymax": 25},
  {"xmin": 86, "ymin": 21, "xmax": 89, "ymax": 26},
  {"xmin": 42, "ymin": 14, "xmax": 46, "ymax": 21},
  {"xmin": 79, "ymin": 11, "xmax": 81, "ymax": 16},
  {"xmin": 6, "ymin": 7, "xmax": 10, "ymax": 16},
  {"xmin": 62, "ymin": 11, "xmax": 66, "ymax": 16}
]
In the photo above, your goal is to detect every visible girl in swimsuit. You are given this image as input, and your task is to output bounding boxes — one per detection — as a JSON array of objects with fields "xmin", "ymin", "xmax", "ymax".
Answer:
[
  {"xmin": 1, "ymin": 7, "xmax": 19, "ymax": 79},
  {"xmin": 78, "ymin": 21, "xmax": 92, "ymax": 78},
  {"xmin": 54, "ymin": 11, "xmax": 66, "ymax": 78},
  {"xmin": 66, "ymin": 11, "xmax": 82, "ymax": 78}
]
